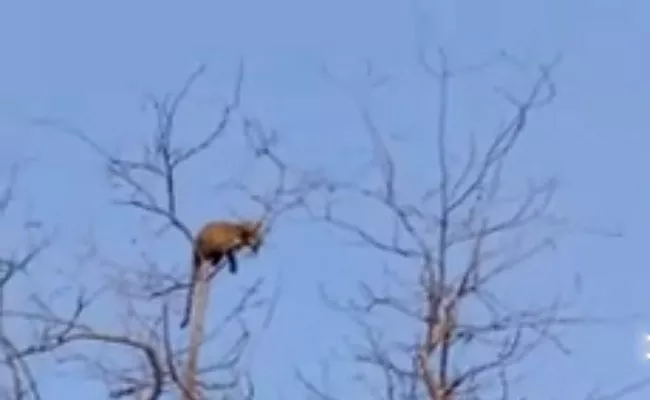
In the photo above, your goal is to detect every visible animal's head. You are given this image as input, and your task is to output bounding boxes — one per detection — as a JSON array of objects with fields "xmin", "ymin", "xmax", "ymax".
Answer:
[{"xmin": 239, "ymin": 219, "xmax": 264, "ymax": 254}]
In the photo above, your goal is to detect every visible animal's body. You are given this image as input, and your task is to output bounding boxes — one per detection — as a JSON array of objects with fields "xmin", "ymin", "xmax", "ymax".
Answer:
[{"xmin": 180, "ymin": 220, "xmax": 263, "ymax": 329}]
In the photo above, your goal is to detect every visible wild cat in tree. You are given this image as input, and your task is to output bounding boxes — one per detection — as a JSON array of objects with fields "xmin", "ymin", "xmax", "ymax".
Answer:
[{"xmin": 179, "ymin": 219, "xmax": 264, "ymax": 329}]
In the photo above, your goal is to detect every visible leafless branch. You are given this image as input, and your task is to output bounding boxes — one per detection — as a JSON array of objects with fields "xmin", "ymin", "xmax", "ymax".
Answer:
[
  {"xmin": 21, "ymin": 61, "xmax": 289, "ymax": 400},
  {"xmin": 0, "ymin": 165, "xmax": 56, "ymax": 400},
  {"xmin": 294, "ymin": 48, "xmax": 617, "ymax": 400}
]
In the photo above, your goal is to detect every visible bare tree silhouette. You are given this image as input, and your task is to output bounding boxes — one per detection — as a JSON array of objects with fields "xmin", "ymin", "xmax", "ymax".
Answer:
[
  {"xmin": 21, "ymin": 62, "xmax": 312, "ymax": 399},
  {"xmin": 294, "ymin": 49, "xmax": 627, "ymax": 400}
]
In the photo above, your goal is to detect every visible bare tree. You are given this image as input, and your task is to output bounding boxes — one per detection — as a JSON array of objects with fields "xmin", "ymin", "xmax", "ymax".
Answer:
[
  {"xmin": 0, "ymin": 41, "xmax": 642, "ymax": 400},
  {"xmin": 0, "ymin": 163, "xmax": 54, "ymax": 400},
  {"xmin": 6, "ymin": 62, "xmax": 311, "ymax": 400},
  {"xmin": 294, "ymin": 49, "xmax": 625, "ymax": 400}
]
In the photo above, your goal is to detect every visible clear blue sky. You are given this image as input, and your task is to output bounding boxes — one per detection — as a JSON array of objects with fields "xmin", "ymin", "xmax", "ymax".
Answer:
[{"xmin": 0, "ymin": 0, "xmax": 648, "ymax": 399}]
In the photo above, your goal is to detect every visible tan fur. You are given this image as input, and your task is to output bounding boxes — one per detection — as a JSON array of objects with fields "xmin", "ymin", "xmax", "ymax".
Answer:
[{"xmin": 180, "ymin": 220, "xmax": 263, "ymax": 329}]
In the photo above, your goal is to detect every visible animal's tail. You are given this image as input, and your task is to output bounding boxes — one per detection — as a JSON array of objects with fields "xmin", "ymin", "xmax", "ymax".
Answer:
[{"xmin": 179, "ymin": 248, "xmax": 202, "ymax": 329}]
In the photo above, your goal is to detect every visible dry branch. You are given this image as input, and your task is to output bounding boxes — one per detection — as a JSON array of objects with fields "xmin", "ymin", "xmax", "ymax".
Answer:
[
  {"xmin": 295, "ymin": 51, "xmax": 603, "ymax": 400},
  {"xmin": 25, "ymin": 62, "xmax": 285, "ymax": 400}
]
